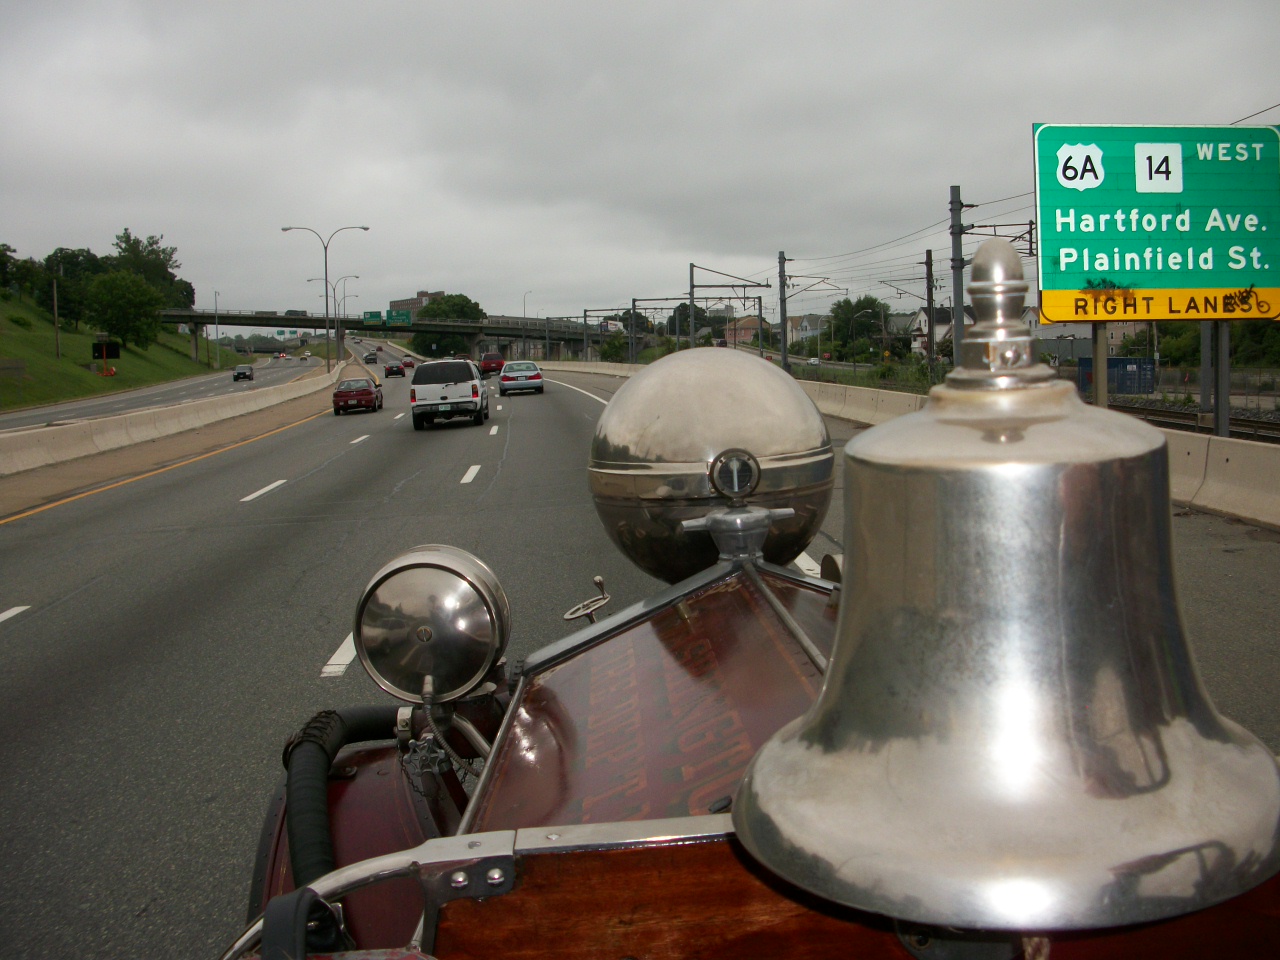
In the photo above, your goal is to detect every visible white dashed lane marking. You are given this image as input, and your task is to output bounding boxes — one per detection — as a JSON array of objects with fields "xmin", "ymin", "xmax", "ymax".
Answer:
[
  {"xmin": 489, "ymin": 426, "xmax": 499, "ymax": 435},
  {"xmin": 0, "ymin": 606, "xmax": 31, "ymax": 625},
  {"xmin": 461, "ymin": 465, "xmax": 481, "ymax": 484},
  {"xmin": 351, "ymin": 435, "xmax": 369, "ymax": 445},
  {"xmin": 241, "ymin": 480, "xmax": 286, "ymax": 502},
  {"xmin": 322, "ymin": 633, "xmax": 356, "ymax": 678},
  {"xmin": 394, "ymin": 413, "xmax": 405, "ymax": 420}
]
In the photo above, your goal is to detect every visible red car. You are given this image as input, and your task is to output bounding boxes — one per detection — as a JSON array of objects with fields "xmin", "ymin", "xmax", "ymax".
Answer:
[
  {"xmin": 479, "ymin": 352, "xmax": 505, "ymax": 377},
  {"xmin": 400, "ymin": 357, "xmax": 415, "ymax": 368},
  {"xmin": 332, "ymin": 376, "xmax": 383, "ymax": 415}
]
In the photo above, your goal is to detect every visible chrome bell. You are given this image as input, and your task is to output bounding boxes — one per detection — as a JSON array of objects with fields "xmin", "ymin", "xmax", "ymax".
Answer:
[{"xmin": 732, "ymin": 239, "xmax": 1280, "ymax": 931}]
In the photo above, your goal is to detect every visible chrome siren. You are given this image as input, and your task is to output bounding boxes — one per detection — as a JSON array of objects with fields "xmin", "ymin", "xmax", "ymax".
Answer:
[
  {"xmin": 588, "ymin": 348, "xmax": 834, "ymax": 583},
  {"xmin": 732, "ymin": 240, "xmax": 1280, "ymax": 930}
]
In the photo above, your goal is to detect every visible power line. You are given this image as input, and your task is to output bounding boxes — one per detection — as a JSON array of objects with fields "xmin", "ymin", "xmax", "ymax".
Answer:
[{"xmin": 1233, "ymin": 101, "xmax": 1280, "ymax": 124}]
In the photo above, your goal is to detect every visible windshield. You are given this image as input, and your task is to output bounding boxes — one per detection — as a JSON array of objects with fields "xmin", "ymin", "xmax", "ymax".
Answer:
[{"xmin": 413, "ymin": 361, "xmax": 474, "ymax": 385}]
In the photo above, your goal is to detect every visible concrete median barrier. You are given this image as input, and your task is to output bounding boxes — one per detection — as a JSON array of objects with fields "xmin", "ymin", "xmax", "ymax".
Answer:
[
  {"xmin": 0, "ymin": 364, "xmax": 342, "ymax": 478},
  {"xmin": 1162, "ymin": 430, "xmax": 1209, "ymax": 506},
  {"xmin": 1189, "ymin": 435, "xmax": 1280, "ymax": 529}
]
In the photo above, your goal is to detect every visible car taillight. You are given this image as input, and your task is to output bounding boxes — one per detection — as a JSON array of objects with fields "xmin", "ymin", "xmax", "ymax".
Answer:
[
  {"xmin": 472, "ymin": 383, "xmax": 479, "ymax": 397},
  {"xmin": 530, "ymin": 372, "xmax": 542, "ymax": 380},
  {"xmin": 501, "ymin": 374, "xmax": 513, "ymax": 382},
  {"xmin": 410, "ymin": 389, "xmax": 416, "ymax": 402}
]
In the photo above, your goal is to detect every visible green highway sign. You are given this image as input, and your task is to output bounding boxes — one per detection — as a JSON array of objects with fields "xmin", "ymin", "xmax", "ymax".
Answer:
[
  {"xmin": 362, "ymin": 311, "xmax": 383, "ymax": 323},
  {"xmin": 386, "ymin": 309, "xmax": 411, "ymax": 326},
  {"xmin": 1034, "ymin": 124, "xmax": 1280, "ymax": 322}
]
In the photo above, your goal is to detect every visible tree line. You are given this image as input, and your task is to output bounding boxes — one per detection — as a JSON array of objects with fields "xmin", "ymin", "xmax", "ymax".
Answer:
[{"xmin": 1, "ymin": 230, "xmax": 195, "ymax": 349}]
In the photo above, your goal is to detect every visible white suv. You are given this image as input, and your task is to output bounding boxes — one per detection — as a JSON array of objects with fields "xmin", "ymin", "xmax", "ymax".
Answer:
[{"xmin": 409, "ymin": 359, "xmax": 489, "ymax": 429}]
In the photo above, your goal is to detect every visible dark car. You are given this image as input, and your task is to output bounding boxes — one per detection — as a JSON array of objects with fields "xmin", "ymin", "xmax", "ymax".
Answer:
[
  {"xmin": 232, "ymin": 364, "xmax": 254, "ymax": 381},
  {"xmin": 332, "ymin": 377, "xmax": 383, "ymax": 415},
  {"xmin": 363, "ymin": 352, "xmax": 377, "ymax": 363},
  {"xmin": 384, "ymin": 361, "xmax": 405, "ymax": 377},
  {"xmin": 498, "ymin": 360, "xmax": 545, "ymax": 396},
  {"xmin": 479, "ymin": 352, "xmax": 505, "ymax": 377}
]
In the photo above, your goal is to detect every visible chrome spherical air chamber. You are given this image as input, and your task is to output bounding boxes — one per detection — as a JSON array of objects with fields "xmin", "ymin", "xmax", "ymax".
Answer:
[
  {"xmin": 733, "ymin": 239, "xmax": 1280, "ymax": 930},
  {"xmin": 588, "ymin": 349, "xmax": 834, "ymax": 583}
]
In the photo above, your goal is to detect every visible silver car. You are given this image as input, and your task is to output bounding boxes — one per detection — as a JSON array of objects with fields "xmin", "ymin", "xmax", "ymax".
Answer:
[{"xmin": 497, "ymin": 360, "xmax": 545, "ymax": 396}]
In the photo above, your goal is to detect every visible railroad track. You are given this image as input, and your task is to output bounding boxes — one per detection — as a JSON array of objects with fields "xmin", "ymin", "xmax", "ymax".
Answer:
[{"xmin": 1107, "ymin": 401, "xmax": 1280, "ymax": 445}]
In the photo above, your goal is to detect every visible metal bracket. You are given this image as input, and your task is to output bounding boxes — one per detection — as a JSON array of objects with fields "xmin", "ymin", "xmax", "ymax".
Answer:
[{"xmin": 412, "ymin": 840, "xmax": 517, "ymax": 955}]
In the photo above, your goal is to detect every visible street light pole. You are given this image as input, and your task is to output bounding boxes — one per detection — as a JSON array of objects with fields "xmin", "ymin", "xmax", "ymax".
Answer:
[
  {"xmin": 523, "ymin": 290, "xmax": 532, "ymax": 317},
  {"xmin": 213, "ymin": 290, "xmax": 221, "ymax": 369},
  {"xmin": 282, "ymin": 225, "xmax": 369, "ymax": 372}
]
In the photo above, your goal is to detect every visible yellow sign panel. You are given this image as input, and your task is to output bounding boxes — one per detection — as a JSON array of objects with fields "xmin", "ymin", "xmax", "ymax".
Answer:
[{"xmin": 1039, "ymin": 286, "xmax": 1279, "ymax": 324}]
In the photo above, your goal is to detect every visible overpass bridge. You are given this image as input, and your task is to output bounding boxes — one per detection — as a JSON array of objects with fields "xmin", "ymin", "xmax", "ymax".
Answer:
[{"xmin": 160, "ymin": 309, "xmax": 633, "ymax": 361}]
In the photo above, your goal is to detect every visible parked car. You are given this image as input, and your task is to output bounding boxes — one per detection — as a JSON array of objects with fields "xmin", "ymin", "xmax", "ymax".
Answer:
[
  {"xmin": 384, "ymin": 361, "xmax": 405, "ymax": 377},
  {"xmin": 479, "ymin": 352, "xmax": 505, "ymax": 377},
  {"xmin": 232, "ymin": 364, "xmax": 254, "ymax": 381},
  {"xmin": 362, "ymin": 352, "xmax": 377, "ymax": 363},
  {"xmin": 409, "ymin": 359, "xmax": 489, "ymax": 429},
  {"xmin": 498, "ymin": 360, "xmax": 545, "ymax": 396},
  {"xmin": 400, "ymin": 357, "xmax": 415, "ymax": 368},
  {"xmin": 332, "ymin": 377, "xmax": 383, "ymax": 415},
  {"xmin": 808, "ymin": 357, "xmax": 820, "ymax": 365}
]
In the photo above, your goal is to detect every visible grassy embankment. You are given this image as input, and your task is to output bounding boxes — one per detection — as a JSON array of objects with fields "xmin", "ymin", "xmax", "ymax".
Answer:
[{"xmin": 0, "ymin": 295, "xmax": 248, "ymax": 411}]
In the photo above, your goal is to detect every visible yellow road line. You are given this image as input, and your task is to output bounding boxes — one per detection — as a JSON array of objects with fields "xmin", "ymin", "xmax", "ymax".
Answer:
[{"xmin": 0, "ymin": 411, "xmax": 327, "ymax": 526}]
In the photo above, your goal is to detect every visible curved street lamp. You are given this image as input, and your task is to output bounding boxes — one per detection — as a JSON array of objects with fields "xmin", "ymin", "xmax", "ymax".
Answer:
[
  {"xmin": 282, "ymin": 225, "xmax": 369, "ymax": 372},
  {"xmin": 523, "ymin": 290, "xmax": 532, "ymax": 317}
]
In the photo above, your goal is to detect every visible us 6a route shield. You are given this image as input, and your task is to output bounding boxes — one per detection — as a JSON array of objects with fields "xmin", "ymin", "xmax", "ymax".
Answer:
[{"xmin": 1033, "ymin": 124, "xmax": 1280, "ymax": 323}]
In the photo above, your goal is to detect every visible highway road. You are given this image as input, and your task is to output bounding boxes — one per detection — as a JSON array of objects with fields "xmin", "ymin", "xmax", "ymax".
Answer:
[
  {"xmin": 0, "ymin": 355, "xmax": 320, "ymax": 431},
  {"xmin": 0, "ymin": 365, "xmax": 1277, "ymax": 958}
]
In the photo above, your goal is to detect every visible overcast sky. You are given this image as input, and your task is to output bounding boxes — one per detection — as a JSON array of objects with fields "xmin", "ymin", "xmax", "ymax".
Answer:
[{"xmin": 3, "ymin": 1, "xmax": 1277, "ymax": 327}]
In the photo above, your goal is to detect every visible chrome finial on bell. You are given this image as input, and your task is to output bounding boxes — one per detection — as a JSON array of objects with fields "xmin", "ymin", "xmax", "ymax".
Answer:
[{"xmin": 733, "ymin": 239, "xmax": 1280, "ymax": 931}]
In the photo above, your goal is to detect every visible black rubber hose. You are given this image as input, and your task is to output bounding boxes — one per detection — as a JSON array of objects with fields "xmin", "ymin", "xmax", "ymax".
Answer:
[{"xmin": 283, "ymin": 706, "xmax": 401, "ymax": 888}]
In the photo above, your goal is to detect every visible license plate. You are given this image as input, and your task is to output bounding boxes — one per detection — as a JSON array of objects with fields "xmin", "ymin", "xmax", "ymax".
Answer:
[
  {"xmin": 438, "ymin": 404, "xmax": 451, "ymax": 411},
  {"xmin": 517, "ymin": 376, "xmax": 526, "ymax": 381},
  {"xmin": 347, "ymin": 400, "xmax": 357, "ymax": 405}
]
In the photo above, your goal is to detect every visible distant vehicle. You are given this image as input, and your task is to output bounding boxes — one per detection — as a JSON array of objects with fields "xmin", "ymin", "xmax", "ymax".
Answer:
[
  {"xmin": 716, "ymin": 339, "xmax": 728, "ymax": 347},
  {"xmin": 284, "ymin": 309, "xmax": 308, "ymax": 317},
  {"xmin": 332, "ymin": 377, "xmax": 383, "ymax": 415},
  {"xmin": 410, "ymin": 359, "xmax": 488, "ymax": 429},
  {"xmin": 453, "ymin": 353, "xmax": 471, "ymax": 361},
  {"xmin": 303, "ymin": 351, "xmax": 311, "ymax": 358},
  {"xmin": 233, "ymin": 364, "xmax": 254, "ymax": 381},
  {"xmin": 384, "ymin": 361, "xmax": 405, "ymax": 378},
  {"xmin": 401, "ymin": 357, "xmax": 415, "ymax": 369},
  {"xmin": 362, "ymin": 352, "xmax": 377, "ymax": 363},
  {"xmin": 480, "ymin": 352, "xmax": 505, "ymax": 377},
  {"xmin": 277, "ymin": 352, "xmax": 288, "ymax": 358},
  {"xmin": 808, "ymin": 357, "xmax": 820, "ymax": 366},
  {"xmin": 376, "ymin": 345, "xmax": 383, "ymax": 352},
  {"xmin": 498, "ymin": 360, "xmax": 545, "ymax": 396}
]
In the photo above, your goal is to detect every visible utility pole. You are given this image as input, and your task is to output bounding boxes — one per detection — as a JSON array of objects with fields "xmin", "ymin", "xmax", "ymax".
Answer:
[
  {"xmin": 924, "ymin": 249, "xmax": 935, "ymax": 369},
  {"xmin": 688, "ymin": 263, "xmax": 695, "ymax": 351},
  {"xmin": 778, "ymin": 251, "xmax": 789, "ymax": 371},
  {"xmin": 949, "ymin": 186, "xmax": 971, "ymax": 352}
]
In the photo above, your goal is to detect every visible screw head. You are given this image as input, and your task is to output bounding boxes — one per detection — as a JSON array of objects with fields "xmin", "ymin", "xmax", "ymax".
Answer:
[
  {"xmin": 449, "ymin": 870, "xmax": 468, "ymax": 889},
  {"xmin": 486, "ymin": 867, "xmax": 505, "ymax": 886}
]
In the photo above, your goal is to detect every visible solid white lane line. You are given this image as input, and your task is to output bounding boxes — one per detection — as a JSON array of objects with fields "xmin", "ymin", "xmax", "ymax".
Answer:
[
  {"xmin": 351, "ymin": 435, "xmax": 370, "ymax": 444},
  {"xmin": 321, "ymin": 633, "xmax": 356, "ymax": 678},
  {"xmin": 460, "ymin": 465, "xmax": 481, "ymax": 484},
  {"xmin": 394, "ymin": 413, "xmax": 405, "ymax": 420},
  {"xmin": 794, "ymin": 551, "xmax": 821, "ymax": 577},
  {"xmin": 0, "ymin": 606, "xmax": 31, "ymax": 624},
  {"xmin": 545, "ymin": 378, "xmax": 608, "ymax": 405},
  {"xmin": 241, "ymin": 480, "xmax": 287, "ymax": 502},
  {"xmin": 489, "ymin": 426, "xmax": 499, "ymax": 435}
]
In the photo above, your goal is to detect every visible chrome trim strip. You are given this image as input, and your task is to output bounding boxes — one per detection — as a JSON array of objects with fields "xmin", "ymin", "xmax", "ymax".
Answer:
[
  {"xmin": 515, "ymin": 813, "xmax": 734, "ymax": 854},
  {"xmin": 455, "ymin": 673, "xmax": 529, "ymax": 835},
  {"xmin": 521, "ymin": 560, "xmax": 740, "ymax": 674},
  {"xmin": 744, "ymin": 562, "xmax": 828, "ymax": 674}
]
